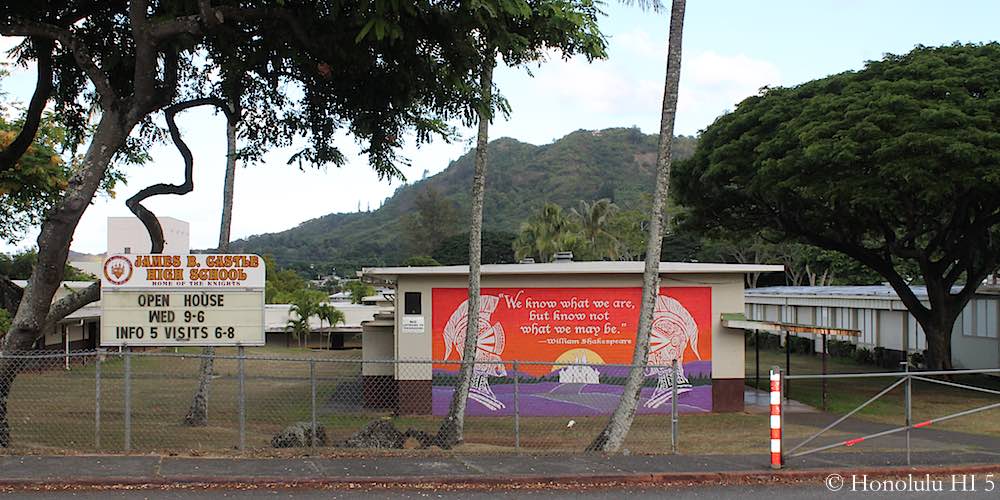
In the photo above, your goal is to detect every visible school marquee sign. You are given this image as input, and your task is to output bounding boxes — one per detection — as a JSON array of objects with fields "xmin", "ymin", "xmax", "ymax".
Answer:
[{"xmin": 100, "ymin": 254, "xmax": 266, "ymax": 347}]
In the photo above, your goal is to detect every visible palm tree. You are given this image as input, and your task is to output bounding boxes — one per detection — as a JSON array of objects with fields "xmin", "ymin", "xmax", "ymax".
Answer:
[
  {"xmin": 282, "ymin": 290, "xmax": 323, "ymax": 348},
  {"xmin": 589, "ymin": 0, "xmax": 687, "ymax": 452},
  {"xmin": 285, "ymin": 316, "xmax": 311, "ymax": 348},
  {"xmin": 571, "ymin": 199, "xmax": 620, "ymax": 260},
  {"xmin": 513, "ymin": 203, "xmax": 580, "ymax": 262},
  {"xmin": 317, "ymin": 303, "xmax": 346, "ymax": 349}
]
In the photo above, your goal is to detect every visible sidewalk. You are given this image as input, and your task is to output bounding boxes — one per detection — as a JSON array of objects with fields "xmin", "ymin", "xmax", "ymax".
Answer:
[{"xmin": 0, "ymin": 451, "xmax": 996, "ymax": 488}]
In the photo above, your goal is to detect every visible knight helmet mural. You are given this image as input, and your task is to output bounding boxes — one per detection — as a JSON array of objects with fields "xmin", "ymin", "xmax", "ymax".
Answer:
[{"xmin": 442, "ymin": 295, "xmax": 508, "ymax": 410}]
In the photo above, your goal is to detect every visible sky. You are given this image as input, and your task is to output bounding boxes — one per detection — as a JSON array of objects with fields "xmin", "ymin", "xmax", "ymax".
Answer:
[{"xmin": 2, "ymin": 0, "xmax": 999, "ymax": 255}]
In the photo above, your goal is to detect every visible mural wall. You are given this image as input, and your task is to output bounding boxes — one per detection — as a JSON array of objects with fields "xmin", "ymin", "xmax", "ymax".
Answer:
[{"xmin": 431, "ymin": 287, "xmax": 712, "ymax": 416}]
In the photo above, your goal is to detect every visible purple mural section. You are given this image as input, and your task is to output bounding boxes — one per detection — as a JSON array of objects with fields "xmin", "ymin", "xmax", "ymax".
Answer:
[{"xmin": 432, "ymin": 361, "xmax": 712, "ymax": 416}]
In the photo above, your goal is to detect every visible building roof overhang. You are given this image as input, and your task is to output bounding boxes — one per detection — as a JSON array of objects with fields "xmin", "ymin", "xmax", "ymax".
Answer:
[{"xmin": 363, "ymin": 261, "xmax": 784, "ymax": 282}]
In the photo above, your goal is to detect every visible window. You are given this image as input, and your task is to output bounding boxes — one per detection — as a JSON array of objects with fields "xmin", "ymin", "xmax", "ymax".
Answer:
[
  {"xmin": 404, "ymin": 292, "xmax": 421, "ymax": 315},
  {"xmin": 124, "ymin": 246, "xmax": 131, "ymax": 254}
]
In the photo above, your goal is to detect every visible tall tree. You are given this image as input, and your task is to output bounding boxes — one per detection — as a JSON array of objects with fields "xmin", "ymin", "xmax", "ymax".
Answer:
[
  {"xmin": 436, "ymin": 52, "xmax": 496, "ymax": 448},
  {"xmin": 434, "ymin": 0, "xmax": 607, "ymax": 447},
  {"xmin": 0, "ymin": 0, "xmax": 575, "ymax": 447},
  {"xmin": 185, "ymin": 94, "xmax": 241, "ymax": 427},
  {"xmin": 674, "ymin": 43, "xmax": 1000, "ymax": 369},
  {"xmin": 404, "ymin": 186, "xmax": 460, "ymax": 256},
  {"xmin": 513, "ymin": 203, "xmax": 580, "ymax": 263},
  {"xmin": 589, "ymin": 0, "xmax": 686, "ymax": 452},
  {"xmin": 571, "ymin": 198, "xmax": 620, "ymax": 260}
]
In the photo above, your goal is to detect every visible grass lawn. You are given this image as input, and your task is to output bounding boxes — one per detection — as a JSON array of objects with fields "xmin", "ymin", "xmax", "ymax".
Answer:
[
  {"xmin": 745, "ymin": 343, "xmax": 1000, "ymax": 437},
  {"xmin": 1, "ymin": 346, "xmax": 827, "ymax": 456},
  {"xmin": 4, "ymin": 344, "xmax": 993, "ymax": 457}
]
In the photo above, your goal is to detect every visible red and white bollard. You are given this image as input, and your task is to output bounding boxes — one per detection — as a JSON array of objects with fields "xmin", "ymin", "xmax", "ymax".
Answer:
[{"xmin": 769, "ymin": 366, "xmax": 783, "ymax": 469}]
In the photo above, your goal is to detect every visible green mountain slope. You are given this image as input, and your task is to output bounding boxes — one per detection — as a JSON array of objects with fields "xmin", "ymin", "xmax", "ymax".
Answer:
[{"xmin": 229, "ymin": 127, "xmax": 696, "ymax": 273}]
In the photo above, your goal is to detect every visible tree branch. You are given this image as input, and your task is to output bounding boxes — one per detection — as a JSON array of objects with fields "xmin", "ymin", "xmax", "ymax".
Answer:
[
  {"xmin": 126, "ymin": 97, "xmax": 232, "ymax": 252},
  {"xmin": 0, "ymin": 18, "xmax": 116, "ymax": 104},
  {"xmin": 41, "ymin": 282, "xmax": 100, "ymax": 334},
  {"xmin": 0, "ymin": 39, "xmax": 53, "ymax": 172}
]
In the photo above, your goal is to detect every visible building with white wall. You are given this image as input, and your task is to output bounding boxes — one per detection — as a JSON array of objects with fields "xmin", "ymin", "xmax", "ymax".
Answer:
[
  {"xmin": 745, "ymin": 286, "xmax": 1000, "ymax": 369},
  {"xmin": 107, "ymin": 216, "xmax": 190, "ymax": 255}
]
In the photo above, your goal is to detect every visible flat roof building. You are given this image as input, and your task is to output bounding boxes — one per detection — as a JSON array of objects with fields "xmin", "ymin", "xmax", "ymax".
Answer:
[
  {"xmin": 746, "ymin": 285, "xmax": 1000, "ymax": 369},
  {"xmin": 361, "ymin": 261, "xmax": 783, "ymax": 415}
]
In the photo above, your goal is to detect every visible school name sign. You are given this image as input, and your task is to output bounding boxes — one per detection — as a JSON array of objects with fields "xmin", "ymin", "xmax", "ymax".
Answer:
[{"xmin": 100, "ymin": 254, "xmax": 266, "ymax": 347}]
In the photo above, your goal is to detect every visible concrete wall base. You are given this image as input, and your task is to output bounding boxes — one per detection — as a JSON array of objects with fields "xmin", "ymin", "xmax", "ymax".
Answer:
[
  {"xmin": 711, "ymin": 378, "xmax": 744, "ymax": 412},
  {"xmin": 397, "ymin": 380, "xmax": 433, "ymax": 415},
  {"xmin": 362, "ymin": 375, "xmax": 397, "ymax": 409}
]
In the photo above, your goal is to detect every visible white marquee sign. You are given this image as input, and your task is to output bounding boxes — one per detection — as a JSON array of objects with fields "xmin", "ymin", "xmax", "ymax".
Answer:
[{"xmin": 100, "ymin": 254, "xmax": 266, "ymax": 347}]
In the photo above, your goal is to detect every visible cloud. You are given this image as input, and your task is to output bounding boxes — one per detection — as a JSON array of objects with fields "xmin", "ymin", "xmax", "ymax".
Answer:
[{"xmin": 678, "ymin": 51, "xmax": 781, "ymax": 131}]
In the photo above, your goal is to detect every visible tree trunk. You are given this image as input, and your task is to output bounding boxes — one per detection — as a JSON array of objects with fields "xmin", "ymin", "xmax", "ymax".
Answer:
[
  {"xmin": 185, "ymin": 109, "xmax": 237, "ymax": 427},
  {"xmin": 437, "ymin": 54, "xmax": 494, "ymax": 448},
  {"xmin": 588, "ymin": 0, "xmax": 685, "ymax": 453},
  {"xmin": 0, "ymin": 113, "xmax": 127, "ymax": 446},
  {"xmin": 922, "ymin": 320, "xmax": 954, "ymax": 370}
]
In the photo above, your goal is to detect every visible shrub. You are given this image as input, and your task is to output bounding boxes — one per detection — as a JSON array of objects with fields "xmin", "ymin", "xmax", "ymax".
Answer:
[{"xmin": 854, "ymin": 347, "xmax": 873, "ymax": 365}]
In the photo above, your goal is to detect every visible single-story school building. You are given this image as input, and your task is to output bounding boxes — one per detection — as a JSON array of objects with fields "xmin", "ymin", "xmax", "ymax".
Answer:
[
  {"xmin": 745, "ymin": 285, "xmax": 1000, "ymax": 369},
  {"xmin": 360, "ymin": 261, "xmax": 783, "ymax": 416}
]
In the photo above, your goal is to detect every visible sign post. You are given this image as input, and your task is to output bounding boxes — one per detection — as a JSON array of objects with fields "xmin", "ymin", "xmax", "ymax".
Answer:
[{"xmin": 100, "ymin": 254, "xmax": 265, "ymax": 347}]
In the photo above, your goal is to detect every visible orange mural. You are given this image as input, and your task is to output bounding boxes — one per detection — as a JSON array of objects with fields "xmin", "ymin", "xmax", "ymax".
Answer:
[{"xmin": 432, "ymin": 287, "xmax": 712, "ymax": 378}]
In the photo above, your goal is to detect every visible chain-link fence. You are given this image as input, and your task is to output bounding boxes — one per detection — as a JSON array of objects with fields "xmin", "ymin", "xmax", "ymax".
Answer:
[{"xmin": 0, "ymin": 350, "xmax": 695, "ymax": 455}]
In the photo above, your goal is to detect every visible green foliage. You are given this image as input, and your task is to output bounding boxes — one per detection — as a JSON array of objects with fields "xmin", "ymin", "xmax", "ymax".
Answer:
[
  {"xmin": 675, "ymin": 43, "xmax": 1000, "ymax": 287},
  {"xmin": 0, "ymin": 308, "xmax": 9, "ymax": 335},
  {"xmin": 570, "ymin": 198, "xmax": 620, "ymax": 260},
  {"xmin": 675, "ymin": 43, "xmax": 1000, "ymax": 367},
  {"xmin": 0, "ymin": 111, "xmax": 120, "ymax": 245},
  {"xmin": 343, "ymin": 280, "xmax": 376, "ymax": 304},
  {"xmin": 661, "ymin": 231, "xmax": 703, "ymax": 263},
  {"xmin": 513, "ymin": 202, "xmax": 580, "ymax": 262},
  {"xmin": 264, "ymin": 255, "xmax": 324, "ymax": 304},
  {"xmin": 432, "ymin": 231, "xmax": 517, "ymax": 265},
  {"xmin": 401, "ymin": 255, "xmax": 441, "ymax": 267},
  {"xmin": 316, "ymin": 303, "xmax": 346, "ymax": 329},
  {"xmin": 0, "ymin": 113, "xmax": 68, "ymax": 243},
  {"xmin": 0, "ymin": 250, "xmax": 94, "ymax": 281},
  {"xmin": 403, "ymin": 186, "xmax": 459, "ymax": 256}
]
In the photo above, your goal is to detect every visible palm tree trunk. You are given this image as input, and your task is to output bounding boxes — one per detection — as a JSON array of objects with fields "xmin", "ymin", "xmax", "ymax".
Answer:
[
  {"xmin": 437, "ymin": 52, "xmax": 495, "ymax": 448},
  {"xmin": 588, "ymin": 0, "xmax": 686, "ymax": 452},
  {"xmin": 185, "ymin": 107, "xmax": 237, "ymax": 427}
]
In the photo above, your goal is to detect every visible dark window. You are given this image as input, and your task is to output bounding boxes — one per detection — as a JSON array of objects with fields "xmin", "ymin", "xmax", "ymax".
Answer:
[
  {"xmin": 404, "ymin": 292, "xmax": 422, "ymax": 315},
  {"xmin": 124, "ymin": 246, "xmax": 131, "ymax": 254}
]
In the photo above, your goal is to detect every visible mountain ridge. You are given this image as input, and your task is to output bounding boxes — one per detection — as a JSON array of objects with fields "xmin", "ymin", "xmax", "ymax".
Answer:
[{"xmin": 228, "ymin": 128, "xmax": 696, "ymax": 274}]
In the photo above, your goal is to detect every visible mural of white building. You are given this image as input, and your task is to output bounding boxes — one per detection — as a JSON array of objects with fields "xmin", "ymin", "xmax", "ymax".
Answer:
[{"xmin": 558, "ymin": 354, "xmax": 601, "ymax": 384}]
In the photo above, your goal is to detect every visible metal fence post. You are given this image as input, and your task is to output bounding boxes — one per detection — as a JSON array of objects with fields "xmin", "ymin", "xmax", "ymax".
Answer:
[
  {"xmin": 238, "ymin": 345, "xmax": 246, "ymax": 452},
  {"xmin": 671, "ymin": 358, "xmax": 678, "ymax": 454},
  {"xmin": 513, "ymin": 360, "xmax": 520, "ymax": 452},
  {"xmin": 95, "ymin": 350, "xmax": 102, "ymax": 451},
  {"xmin": 123, "ymin": 348, "xmax": 131, "ymax": 453},
  {"xmin": 904, "ymin": 361, "xmax": 911, "ymax": 466},
  {"xmin": 310, "ymin": 359, "xmax": 317, "ymax": 449}
]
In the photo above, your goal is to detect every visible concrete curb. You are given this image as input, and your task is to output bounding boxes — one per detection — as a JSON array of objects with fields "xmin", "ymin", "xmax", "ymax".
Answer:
[{"xmin": 0, "ymin": 463, "xmax": 997, "ymax": 491}]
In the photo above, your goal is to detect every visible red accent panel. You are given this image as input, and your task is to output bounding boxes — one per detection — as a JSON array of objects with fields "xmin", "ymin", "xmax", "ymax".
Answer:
[{"xmin": 844, "ymin": 437, "xmax": 865, "ymax": 447}]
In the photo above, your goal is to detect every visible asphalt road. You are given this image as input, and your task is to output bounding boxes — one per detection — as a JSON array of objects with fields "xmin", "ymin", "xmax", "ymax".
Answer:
[{"xmin": 5, "ymin": 481, "xmax": 999, "ymax": 500}]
